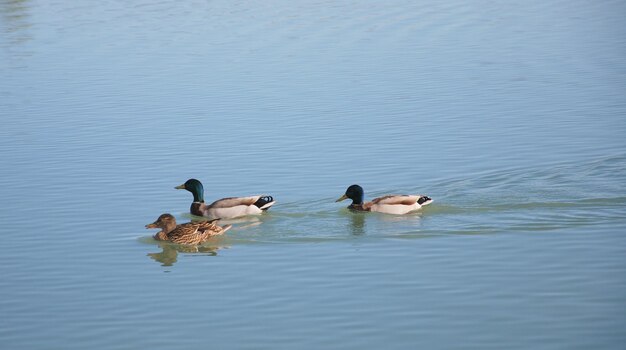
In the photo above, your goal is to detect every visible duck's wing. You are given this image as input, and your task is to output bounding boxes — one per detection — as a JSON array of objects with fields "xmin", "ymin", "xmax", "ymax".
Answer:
[
  {"xmin": 194, "ymin": 218, "xmax": 220, "ymax": 226},
  {"xmin": 194, "ymin": 219, "xmax": 221, "ymax": 231},
  {"xmin": 208, "ymin": 196, "xmax": 267, "ymax": 208},
  {"xmin": 199, "ymin": 223, "xmax": 233, "ymax": 237},
  {"xmin": 203, "ymin": 195, "xmax": 275, "ymax": 219},
  {"xmin": 166, "ymin": 224, "xmax": 203, "ymax": 244},
  {"xmin": 371, "ymin": 195, "xmax": 421, "ymax": 206}
]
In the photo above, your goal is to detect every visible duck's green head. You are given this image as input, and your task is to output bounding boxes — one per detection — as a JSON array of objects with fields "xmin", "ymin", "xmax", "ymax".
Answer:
[
  {"xmin": 175, "ymin": 178, "xmax": 204, "ymax": 203},
  {"xmin": 335, "ymin": 184, "xmax": 364, "ymax": 205}
]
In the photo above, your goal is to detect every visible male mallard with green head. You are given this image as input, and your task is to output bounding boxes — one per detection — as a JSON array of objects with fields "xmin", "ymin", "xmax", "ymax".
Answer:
[
  {"xmin": 335, "ymin": 184, "xmax": 432, "ymax": 215},
  {"xmin": 145, "ymin": 213, "xmax": 232, "ymax": 245},
  {"xmin": 175, "ymin": 178, "xmax": 275, "ymax": 220}
]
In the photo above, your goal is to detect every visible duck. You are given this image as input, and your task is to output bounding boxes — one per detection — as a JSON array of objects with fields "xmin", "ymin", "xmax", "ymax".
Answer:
[
  {"xmin": 145, "ymin": 213, "xmax": 232, "ymax": 245},
  {"xmin": 175, "ymin": 178, "xmax": 275, "ymax": 220},
  {"xmin": 335, "ymin": 184, "xmax": 432, "ymax": 215}
]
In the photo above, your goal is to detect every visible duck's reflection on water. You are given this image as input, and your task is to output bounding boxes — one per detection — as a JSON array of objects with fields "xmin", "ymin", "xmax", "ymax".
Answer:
[
  {"xmin": 147, "ymin": 242, "xmax": 224, "ymax": 266},
  {"xmin": 348, "ymin": 213, "xmax": 366, "ymax": 235},
  {"xmin": 377, "ymin": 211, "xmax": 425, "ymax": 222}
]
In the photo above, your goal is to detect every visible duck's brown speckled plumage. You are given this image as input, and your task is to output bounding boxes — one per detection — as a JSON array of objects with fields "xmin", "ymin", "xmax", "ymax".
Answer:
[{"xmin": 145, "ymin": 213, "xmax": 232, "ymax": 245}]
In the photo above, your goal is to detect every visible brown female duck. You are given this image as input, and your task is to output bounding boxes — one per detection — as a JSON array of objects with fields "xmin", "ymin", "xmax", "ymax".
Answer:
[{"xmin": 145, "ymin": 213, "xmax": 232, "ymax": 245}]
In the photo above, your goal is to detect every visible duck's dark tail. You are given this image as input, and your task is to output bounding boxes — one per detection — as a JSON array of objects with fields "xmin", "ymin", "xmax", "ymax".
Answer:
[
  {"xmin": 254, "ymin": 196, "xmax": 275, "ymax": 210},
  {"xmin": 417, "ymin": 196, "xmax": 432, "ymax": 205}
]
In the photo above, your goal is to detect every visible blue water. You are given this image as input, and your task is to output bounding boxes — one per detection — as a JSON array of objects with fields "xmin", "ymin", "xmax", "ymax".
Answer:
[{"xmin": 1, "ymin": 0, "xmax": 625, "ymax": 349}]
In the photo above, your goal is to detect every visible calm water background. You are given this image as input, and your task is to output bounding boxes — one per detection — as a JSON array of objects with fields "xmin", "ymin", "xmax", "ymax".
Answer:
[{"xmin": 1, "ymin": 0, "xmax": 626, "ymax": 348}]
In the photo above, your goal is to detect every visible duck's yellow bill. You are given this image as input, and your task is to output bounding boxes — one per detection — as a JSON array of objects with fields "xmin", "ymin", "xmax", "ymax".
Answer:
[
  {"xmin": 174, "ymin": 184, "xmax": 185, "ymax": 189},
  {"xmin": 145, "ymin": 223, "xmax": 158, "ymax": 229},
  {"xmin": 335, "ymin": 194, "xmax": 348, "ymax": 202}
]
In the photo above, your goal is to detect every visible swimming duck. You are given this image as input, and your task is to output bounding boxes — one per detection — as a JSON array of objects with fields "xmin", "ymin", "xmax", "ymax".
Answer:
[
  {"xmin": 175, "ymin": 178, "xmax": 275, "ymax": 220},
  {"xmin": 335, "ymin": 184, "xmax": 432, "ymax": 215},
  {"xmin": 145, "ymin": 213, "xmax": 232, "ymax": 245}
]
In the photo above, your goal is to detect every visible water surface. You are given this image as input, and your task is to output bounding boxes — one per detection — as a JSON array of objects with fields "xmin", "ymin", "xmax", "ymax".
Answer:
[{"xmin": 1, "ymin": 0, "xmax": 625, "ymax": 349}]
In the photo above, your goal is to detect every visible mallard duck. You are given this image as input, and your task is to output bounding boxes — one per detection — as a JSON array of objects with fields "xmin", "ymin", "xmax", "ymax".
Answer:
[
  {"xmin": 335, "ymin": 184, "xmax": 432, "ymax": 215},
  {"xmin": 175, "ymin": 178, "xmax": 275, "ymax": 219},
  {"xmin": 145, "ymin": 213, "xmax": 232, "ymax": 245}
]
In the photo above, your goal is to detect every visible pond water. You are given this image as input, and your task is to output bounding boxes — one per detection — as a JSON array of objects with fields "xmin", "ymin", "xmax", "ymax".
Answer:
[{"xmin": 1, "ymin": 0, "xmax": 625, "ymax": 349}]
